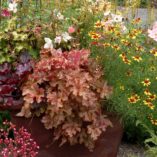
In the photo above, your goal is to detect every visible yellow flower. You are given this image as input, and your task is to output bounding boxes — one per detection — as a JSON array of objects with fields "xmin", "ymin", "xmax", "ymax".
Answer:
[
  {"xmin": 150, "ymin": 119, "xmax": 157, "ymax": 125},
  {"xmin": 128, "ymin": 94, "xmax": 140, "ymax": 103},
  {"xmin": 132, "ymin": 18, "xmax": 141, "ymax": 24},
  {"xmin": 132, "ymin": 29, "xmax": 142, "ymax": 35},
  {"xmin": 119, "ymin": 53, "xmax": 126, "ymax": 58},
  {"xmin": 112, "ymin": 44, "xmax": 121, "ymax": 51},
  {"xmin": 150, "ymin": 66, "xmax": 156, "ymax": 71},
  {"xmin": 144, "ymin": 99, "xmax": 152, "ymax": 105},
  {"xmin": 119, "ymin": 53, "xmax": 131, "ymax": 65},
  {"xmin": 148, "ymin": 103, "xmax": 155, "ymax": 110},
  {"xmin": 135, "ymin": 45, "xmax": 144, "ymax": 52},
  {"xmin": 150, "ymin": 48, "xmax": 157, "ymax": 57},
  {"xmin": 115, "ymin": 32, "xmax": 121, "ymax": 37},
  {"xmin": 103, "ymin": 43, "xmax": 111, "ymax": 47},
  {"xmin": 121, "ymin": 39, "xmax": 131, "ymax": 46},
  {"xmin": 142, "ymin": 78, "xmax": 151, "ymax": 87},
  {"xmin": 127, "ymin": 34, "xmax": 136, "ymax": 39},
  {"xmin": 149, "ymin": 94, "xmax": 156, "ymax": 101},
  {"xmin": 94, "ymin": 21, "xmax": 103, "ymax": 28},
  {"xmin": 132, "ymin": 56, "xmax": 142, "ymax": 62},
  {"xmin": 107, "ymin": 26, "xmax": 115, "ymax": 32},
  {"xmin": 90, "ymin": 33, "xmax": 101, "ymax": 40},
  {"xmin": 88, "ymin": 31, "xmax": 96, "ymax": 37},
  {"xmin": 123, "ymin": 58, "xmax": 131, "ymax": 65},
  {"xmin": 144, "ymin": 89, "xmax": 151, "ymax": 96},
  {"xmin": 143, "ymin": 99, "xmax": 155, "ymax": 110},
  {"xmin": 120, "ymin": 86, "xmax": 125, "ymax": 90}
]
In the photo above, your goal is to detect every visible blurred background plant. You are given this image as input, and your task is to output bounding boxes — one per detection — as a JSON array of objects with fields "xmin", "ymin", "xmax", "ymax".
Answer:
[
  {"xmin": 137, "ymin": 121, "xmax": 157, "ymax": 157},
  {"xmin": 89, "ymin": 7, "xmax": 157, "ymax": 143}
]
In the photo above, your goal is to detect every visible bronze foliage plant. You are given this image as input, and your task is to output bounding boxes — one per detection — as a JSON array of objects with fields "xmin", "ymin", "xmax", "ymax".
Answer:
[{"xmin": 17, "ymin": 48, "xmax": 112, "ymax": 151}]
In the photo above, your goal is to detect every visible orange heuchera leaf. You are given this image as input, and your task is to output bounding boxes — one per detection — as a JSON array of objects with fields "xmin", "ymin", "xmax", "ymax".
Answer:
[{"xmin": 20, "ymin": 48, "xmax": 112, "ymax": 151}]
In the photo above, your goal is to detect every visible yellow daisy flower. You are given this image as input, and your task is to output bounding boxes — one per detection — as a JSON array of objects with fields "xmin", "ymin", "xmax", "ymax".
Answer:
[
  {"xmin": 132, "ymin": 56, "xmax": 142, "ymax": 62},
  {"xmin": 150, "ymin": 48, "xmax": 157, "ymax": 57},
  {"xmin": 94, "ymin": 21, "xmax": 103, "ymax": 28},
  {"xmin": 149, "ymin": 94, "xmax": 156, "ymax": 101},
  {"xmin": 143, "ymin": 99, "xmax": 155, "ymax": 110},
  {"xmin": 151, "ymin": 119, "xmax": 157, "ymax": 125},
  {"xmin": 112, "ymin": 45, "xmax": 121, "ymax": 50},
  {"xmin": 91, "ymin": 33, "xmax": 101, "ymax": 40},
  {"xmin": 103, "ymin": 43, "xmax": 111, "ymax": 47},
  {"xmin": 144, "ymin": 89, "xmax": 151, "ymax": 96},
  {"xmin": 142, "ymin": 79, "xmax": 151, "ymax": 86},
  {"xmin": 128, "ymin": 94, "xmax": 140, "ymax": 103}
]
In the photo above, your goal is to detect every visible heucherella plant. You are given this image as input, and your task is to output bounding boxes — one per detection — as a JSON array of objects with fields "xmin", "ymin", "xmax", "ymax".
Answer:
[
  {"xmin": 89, "ymin": 7, "xmax": 157, "ymax": 142},
  {"xmin": 0, "ymin": 16, "xmax": 39, "ymax": 63},
  {"xmin": 17, "ymin": 48, "xmax": 112, "ymax": 151}
]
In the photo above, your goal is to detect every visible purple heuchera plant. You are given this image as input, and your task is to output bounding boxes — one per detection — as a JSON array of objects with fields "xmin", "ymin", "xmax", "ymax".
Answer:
[{"xmin": 0, "ymin": 52, "xmax": 33, "ymax": 107}]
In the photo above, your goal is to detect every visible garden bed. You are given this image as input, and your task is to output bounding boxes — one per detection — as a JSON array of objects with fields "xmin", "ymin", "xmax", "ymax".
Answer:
[{"xmin": 1, "ymin": 1, "xmax": 157, "ymax": 157}]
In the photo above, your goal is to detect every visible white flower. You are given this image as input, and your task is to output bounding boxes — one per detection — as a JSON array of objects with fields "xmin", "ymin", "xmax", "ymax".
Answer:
[
  {"xmin": 111, "ymin": 14, "xmax": 123, "ymax": 23},
  {"xmin": 44, "ymin": 38, "xmax": 53, "ymax": 49},
  {"xmin": 57, "ymin": 12, "xmax": 64, "ymax": 20},
  {"xmin": 54, "ymin": 36, "xmax": 62, "ymax": 44},
  {"xmin": 104, "ymin": 11, "xmax": 110, "ymax": 16},
  {"xmin": 8, "ymin": 2, "xmax": 17, "ymax": 13},
  {"xmin": 53, "ymin": 9, "xmax": 64, "ymax": 20},
  {"xmin": 121, "ymin": 25, "xmax": 128, "ymax": 34},
  {"xmin": 62, "ymin": 32, "xmax": 72, "ymax": 42}
]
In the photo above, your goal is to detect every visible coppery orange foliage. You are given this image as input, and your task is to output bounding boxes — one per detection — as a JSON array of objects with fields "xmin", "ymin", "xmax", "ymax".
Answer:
[{"xmin": 18, "ymin": 48, "xmax": 112, "ymax": 151}]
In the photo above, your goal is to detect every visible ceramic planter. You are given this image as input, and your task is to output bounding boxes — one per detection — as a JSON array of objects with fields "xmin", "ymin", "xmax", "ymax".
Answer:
[{"xmin": 0, "ymin": 105, "xmax": 123, "ymax": 157}]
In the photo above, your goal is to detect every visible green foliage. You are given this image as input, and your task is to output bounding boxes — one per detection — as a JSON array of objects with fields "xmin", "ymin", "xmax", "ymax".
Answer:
[
  {"xmin": 29, "ymin": 0, "xmax": 98, "ymax": 50},
  {"xmin": 0, "ymin": 17, "xmax": 38, "ymax": 63},
  {"xmin": 117, "ymin": 0, "xmax": 148, "ymax": 7},
  {"xmin": 0, "ymin": 111, "xmax": 10, "ymax": 128},
  {"xmin": 89, "ymin": 13, "xmax": 157, "ymax": 142},
  {"xmin": 137, "ymin": 121, "xmax": 157, "ymax": 157}
]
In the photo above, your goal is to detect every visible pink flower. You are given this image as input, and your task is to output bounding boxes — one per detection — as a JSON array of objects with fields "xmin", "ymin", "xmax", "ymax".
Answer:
[
  {"xmin": 148, "ymin": 21, "xmax": 157, "ymax": 42},
  {"xmin": 152, "ymin": 22, "xmax": 157, "ymax": 29},
  {"xmin": 1, "ymin": 9, "xmax": 11, "ymax": 17},
  {"xmin": 68, "ymin": 26, "xmax": 75, "ymax": 34}
]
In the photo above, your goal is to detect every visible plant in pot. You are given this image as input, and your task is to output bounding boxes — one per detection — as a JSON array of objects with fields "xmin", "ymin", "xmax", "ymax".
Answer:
[{"xmin": 16, "ymin": 47, "xmax": 113, "ymax": 152}]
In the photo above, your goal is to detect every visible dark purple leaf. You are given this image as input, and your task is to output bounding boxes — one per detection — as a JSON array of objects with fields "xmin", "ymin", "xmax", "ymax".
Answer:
[
  {"xmin": 19, "ymin": 51, "xmax": 31, "ymax": 63},
  {"xmin": 0, "ymin": 85, "xmax": 14, "ymax": 95},
  {"xmin": 6, "ymin": 73, "xmax": 19, "ymax": 85},
  {"xmin": 0, "ymin": 62, "xmax": 11, "ymax": 75},
  {"xmin": 16, "ymin": 62, "xmax": 32, "ymax": 77}
]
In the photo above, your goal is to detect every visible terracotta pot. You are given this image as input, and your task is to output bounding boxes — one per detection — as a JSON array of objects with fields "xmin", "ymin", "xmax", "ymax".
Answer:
[{"xmin": 8, "ymin": 110, "xmax": 123, "ymax": 157}]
